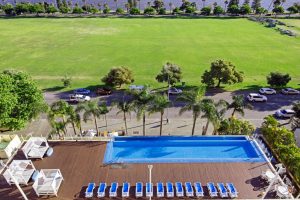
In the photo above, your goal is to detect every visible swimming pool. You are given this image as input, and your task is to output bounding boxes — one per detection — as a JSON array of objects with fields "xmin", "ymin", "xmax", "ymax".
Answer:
[{"xmin": 103, "ymin": 136, "xmax": 266, "ymax": 164}]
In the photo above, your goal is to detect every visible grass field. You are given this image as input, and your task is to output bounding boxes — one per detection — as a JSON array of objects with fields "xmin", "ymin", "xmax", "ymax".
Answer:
[{"xmin": 0, "ymin": 18, "xmax": 299, "ymax": 90}]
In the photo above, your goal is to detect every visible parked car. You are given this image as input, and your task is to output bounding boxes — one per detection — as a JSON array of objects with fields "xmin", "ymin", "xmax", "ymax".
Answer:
[
  {"xmin": 247, "ymin": 93, "xmax": 267, "ymax": 102},
  {"xmin": 68, "ymin": 94, "xmax": 91, "ymax": 104},
  {"xmin": 74, "ymin": 88, "xmax": 91, "ymax": 95},
  {"xmin": 168, "ymin": 87, "xmax": 183, "ymax": 95},
  {"xmin": 259, "ymin": 88, "xmax": 276, "ymax": 95},
  {"xmin": 281, "ymin": 88, "xmax": 300, "ymax": 95},
  {"xmin": 275, "ymin": 109, "xmax": 295, "ymax": 118},
  {"xmin": 96, "ymin": 87, "xmax": 112, "ymax": 96},
  {"xmin": 129, "ymin": 85, "xmax": 145, "ymax": 91}
]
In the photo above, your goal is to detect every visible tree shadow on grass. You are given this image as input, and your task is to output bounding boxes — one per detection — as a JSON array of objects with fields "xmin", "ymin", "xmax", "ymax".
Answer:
[{"xmin": 42, "ymin": 86, "xmax": 65, "ymax": 92}]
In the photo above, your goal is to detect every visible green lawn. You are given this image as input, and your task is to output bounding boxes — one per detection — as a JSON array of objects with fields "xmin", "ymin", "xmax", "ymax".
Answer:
[{"xmin": 0, "ymin": 18, "xmax": 299, "ymax": 90}]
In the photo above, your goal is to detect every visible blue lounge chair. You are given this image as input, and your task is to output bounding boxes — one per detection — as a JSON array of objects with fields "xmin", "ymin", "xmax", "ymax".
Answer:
[
  {"xmin": 207, "ymin": 182, "xmax": 218, "ymax": 197},
  {"xmin": 166, "ymin": 182, "xmax": 174, "ymax": 197},
  {"xmin": 109, "ymin": 182, "xmax": 118, "ymax": 197},
  {"xmin": 157, "ymin": 182, "xmax": 164, "ymax": 197},
  {"xmin": 146, "ymin": 182, "xmax": 153, "ymax": 197},
  {"xmin": 217, "ymin": 183, "xmax": 228, "ymax": 198},
  {"xmin": 226, "ymin": 183, "xmax": 238, "ymax": 198},
  {"xmin": 97, "ymin": 182, "xmax": 106, "ymax": 198},
  {"xmin": 85, "ymin": 182, "xmax": 95, "ymax": 198},
  {"xmin": 122, "ymin": 182, "xmax": 130, "ymax": 197},
  {"xmin": 175, "ymin": 182, "xmax": 184, "ymax": 197},
  {"xmin": 185, "ymin": 182, "xmax": 194, "ymax": 197},
  {"xmin": 136, "ymin": 182, "xmax": 143, "ymax": 197},
  {"xmin": 194, "ymin": 182, "xmax": 204, "ymax": 197}
]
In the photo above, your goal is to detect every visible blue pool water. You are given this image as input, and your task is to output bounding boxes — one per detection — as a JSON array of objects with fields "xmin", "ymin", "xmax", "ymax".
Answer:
[{"xmin": 103, "ymin": 136, "xmax": 266, "ymax": 164}]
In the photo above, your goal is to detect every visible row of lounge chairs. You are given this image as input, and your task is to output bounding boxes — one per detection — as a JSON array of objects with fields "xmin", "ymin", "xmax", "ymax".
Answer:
[{"xmin": 85, "ymin": 181, "xmax": 238, "ymax": 198}]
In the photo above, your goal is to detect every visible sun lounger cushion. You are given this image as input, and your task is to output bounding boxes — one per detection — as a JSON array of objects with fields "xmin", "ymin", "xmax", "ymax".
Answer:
[
  {"xmin": 176, "ymin": 182, "xmax": 184, "ymax": 196},
  {"xmin": 136, "ymin": 182, "xmax": 143, "ymax": 197},
  {"xmin": 167, "ymin": 182, "xmax": 174, "ymax": 197},
  {"xmin": 122, "ymin": 182, "xmax": 130, "ymax": 197},
  {"xmin": 109, "ymin": 182, "xmax": 118, "ymax": 197},
  {"xmin": 207, "ymin": 182, "xmax": 218, "ymax": 197},
  {"xmin": 226, "ymin": 183, "xmax": 238, "ymax": 198},
  {"xmin": 97, "ymin": 183, "xmax": 106, "ymax": 197},
  {"xmin": 157, "ymin": 182, "xmax": 164, "ymax": 197},
  {"xmin": 146, "ymin": 183, "xmax": 153, "ymax": 197},
  {"xmin": 85, "ymin": 182, "xmax": 95, "ymax": 197},
  {"xmin": 185, "ymin": 182, "xmax": 194, "ymax": 196},
  {"xmin": 217, "ymin": 183, "xmax": 228, "ymax": 198},
  {"xmin": 194, "ymin": 182, "xmax": 204, "ymax": 197}
]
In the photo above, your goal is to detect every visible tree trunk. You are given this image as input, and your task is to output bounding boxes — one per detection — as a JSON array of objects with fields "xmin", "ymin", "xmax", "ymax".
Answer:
[
  {"xmin": 160, "ymin": 112, "xmax": 163, "ymax": 136},
  {"xmin": 217, "ymin": 78, "xmax": 221, "ymax": 87},
  {"xmin": 79, "ymin": 122, "xmax": 82, "ymax": 136},
  {"xmin": 123, "ymin": 112, "xmax": 128, "ymax": 135},
  {"xmin": 192, "ymin": 115, "xmax": 197, "ymax": 136},
  {"xmin": 72, "ymin": 123, "xmax": 77, "ymax": 135},
  {"xmin": 203, "ymin": 120, "xmax": 209, "ymax": 135},
  {"xmin": 143, "ymin": 114, "xmax": 146, "ymax": 136},
  {"xmin": 94, "ymin": 116, "xmax": 99, "ymax": 136},
  {"xmin": 104, "ymin": 114, "xmax": 108, "ymax": 130},
  {"xmin": 231, "ymin": 109, "xmax": 236, "ymax": 117}
]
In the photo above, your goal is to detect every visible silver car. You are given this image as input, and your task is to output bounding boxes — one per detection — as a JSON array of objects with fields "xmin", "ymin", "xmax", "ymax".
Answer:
[
  {"xmin": 281, "ymin": 88, "xmax": 300, "ymax": 95},
  {"xmin": 275, "ymin": 109, "xmax": 295, "ymax": 118}
]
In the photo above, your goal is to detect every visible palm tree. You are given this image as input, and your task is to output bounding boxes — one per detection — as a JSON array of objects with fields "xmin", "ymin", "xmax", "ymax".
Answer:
[
  {"xmin": 148, "ymin": 94, "xmax": 170, "ymax": 136},
  {"xmin": 47, "ymin": 109, "xmax": 67, "ymax": 138},
  {"xmin": 224, "ymin": 0, "xmax": 228, "ymax": 11},
  {"xmin": 114, "ymin": 0, "xmax": 118, "ymax": 9},
  {"xmin": 177, "ymin": 87, "xmax": 206, "ymax": 136},
  {"xmin": 201, "ymin": 99, "xmax": 227, "ymax": 135},
  {"xmin": 131, "ymin": 88, "xmax": 154, "ymax": 136},
  {"xmin": 125, "ymin": 3, "xmax": 129, "ymax": 12},
  {"xmin": 202, "ymin": 0, "xmax": 205, "ymax": 8},
  {"xmin": 227, "ymin": 95, "xmax": 253, "ymax": 117},
  {"xmin": 49, "ymin": 100, "xmax": 70, "ymax": 133},
  {"xmin": 168, "ymin": 2, "xmax": 172, "ymax": 13},
  {"xmin": 99, "ymin": 102, "xmax": 109, "ymax": 130},
  {"xmin": 290, "ymin": 101, "xmax": 300, "ymax": 131},
  {"xmin": 76, "ymin": 101, "xmax": 102, "ymax": 135},
  {"xmin": 113, "ymin": 98, "xmax": 134, "ymax": 135},
  {"xmin": 137, "ymin": 0, "xmax": 140, "ymax": 10},
  {"xmin": 66, "ymin": 106, "xmax": 82, "ymax": 136}
]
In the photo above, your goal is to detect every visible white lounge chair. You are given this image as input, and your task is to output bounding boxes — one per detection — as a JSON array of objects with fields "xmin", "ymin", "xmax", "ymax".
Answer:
[
  {"xmin": 261, "ymin": 169, "xmax": 276, "ymax": 182},
  {"xmin": 207, "ymin": 182, "xmax": 218, "ymax": 197},
  {"xmin": 146, "ymin": 182, "xmax": 153, "ymax": 197},
  {"xmin": 175, "ymin": 182, "xmax": 184, "ymax": 197},
  {"xmin": 194, "ymin": 182, "xmax": 204, "ymax": 197},
  {"xmin": 109, "ymin": 182, "xmax": 118, "ymax": 197},
  {"xmin": 97, "ymin": 182, "xmax": 106, "ymax": 197},
  {"xmin": 135, "ymin": 182, "xmax": 143, "ymax": 197},
  {"xmin": 185, "ymin": 182, "xmax": 194, "ymax": 197},
  {"xmin": 226, "ymin": 183, "xmax": 238, "ymax": 198},
  {"xmin": 122, "ymin": 182, "xmax": 130, "ymax": 197},
  {"xmin": 85, "ymin": 182, "xmax": 95, "ymax": 198},
  {"xmin": 217, "ymin": 183, "xmax": 228, "ymax": 198},
  {"xmin": 166, "ymin": 182, "xmax": 174, "ymax": 197},
  {"xmin": 157, "ymin": 182, "xmax": 164, "ymax": 197}
]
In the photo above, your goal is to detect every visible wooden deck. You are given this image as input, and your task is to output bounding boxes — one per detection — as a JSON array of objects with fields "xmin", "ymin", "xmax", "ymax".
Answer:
[{"xmin": 0, "ymin": 141, "xmax": 272, "ymax": 199}]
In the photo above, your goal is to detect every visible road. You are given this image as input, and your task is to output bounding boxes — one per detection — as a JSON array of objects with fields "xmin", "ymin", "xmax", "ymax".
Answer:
[{"xmin": 40, "ymin": 89, "xmax": 300, "ymax": 137}]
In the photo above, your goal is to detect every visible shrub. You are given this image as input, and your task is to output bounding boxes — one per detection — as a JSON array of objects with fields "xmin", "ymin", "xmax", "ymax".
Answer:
[
  {"xmin": 46, "ymin": 4, "xmax": 58, "ymax": 13},
  {"xmin": 266, "ymin": 72, "xmax": 291, "ymax": 87},
  {"xmin": 158, "ymin": 7, "xmax": 166, "ymax": 14},
  {"xmin": 144, "ymin": 7, "xmax": 156, "ymax": 15},
  {"xmin": 227, "ymin": 4, "xmax": 239, "ymax": 15},
  {"xmin": 185, "ymin": 6, "xmax": 196, "ymax": 13},
  {"xmin": 129, "ymin": 7, "xmax": 140, "ymax": 15},
  {"xmin": 3, "ymin": 4, "xmax": 14, "ymax": 15},
  {"xmin": 287, "ymin": 6, "xmax": 298, "ymax": 15},
  {"xmin": 201, "ymin": 6, "xmax": 211, "ymax": 15},
  {"xmin": 218, "ymin": 117, "xmax": 254, "ymax": 135},
  {"xmin": 59, "ymin": 6, "xmax": 70, "ymax": 13},
  {"xmin": 72, "ymin": 6, "xmax": 83, "ymax": 14},
  {"xmin": 272, "ymin": 6, "xmax": 284, "ymax": 15},
  {"xmin": 15, "ymin": 3, "xmax": 30, "ymax": 15},
  {"xmin": 116, "ymin": 7, "xmax": 124, "ymax": 14},
  {"xmin": 89, "ymin": 6, "xmax": 98, "ymax": 14},
  {"xmin": 213, "ymin": 5, "xmax": 224, "ymax": 15},
  {"xmin": 261, "ymin": 116, "xmax": 300, "ymax": 184},
  {"xmin": 239, "ymin": 4, "xmax": 251, "ymax": 15},
  {"xmin": 256, "ymin": 7, "xmax": 267, "ymax": 14},
  {"xmin": 61, "ymin": 75, "xmax": 72, "ymax": 87},
  {"xmin": 172, "ymin": 7, "xmax": 181, "ymax": 14},
  {"xmin": 103, "ymin": 6, "xmax": 110, "ymax": 14}
]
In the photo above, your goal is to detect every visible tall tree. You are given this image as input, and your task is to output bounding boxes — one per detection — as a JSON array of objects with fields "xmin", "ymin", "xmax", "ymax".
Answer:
[
  {"xmin": 291, "ymin": 101, "xmax": 300, "ymax": 131},
  {"xmin": 66, "ymin": 105, "xmax": 81, "ymax": 136},
  {"xmin": 156, "ymin": 62, "xmax": 182, "ymax": 89},
  {"xmin": 228, "ymin": 0, "xmax": 239, "ymax": 7},
  {"xmin": 226, "ymin": 95, "xmax": 253, "ymax": 117},
  {"xmin": 148, "ymin": 94, "xmax": 170, "ymax": 136},
  {"xmin": 168, "ymin": 2, "xmax": 173, "ymax": 13},
  {"xmin": 201, "ymin": 99, "xmax": 227, "ymax": 135},
  {"xmin": 131, "ymin": 88, "xmax": 154, "ymax": 136},
  {"xmin": 102, "ymin": 66, "xmax": 134, "ymax": 88},
  {"xmin": 201, "ymin": 60, "xmax": 244, "ymax": 87},
  {"xmin": 251, "ymin": 0, "xmax": 261, "ymax": 12},
  {"xmin": 0, "ymin": 70, "xmax": 46, "ymax": 131},
  {"xmin": 76, "ymin": 101, "xmax": 102, "ymax": 135},
  {"xmin": 224, "ymin": 0, "xmax": 228, "ymax": 11},
  {"xmin": 177, "ymin": 87, "xmax": 206, "ymax": 136},
  {"xmin": 202, "ymin": 0, "xmax": 205, "ymax": 8},
  {"xmin": 113, "ymin": 98, "xmax": 134, "ymax": 135}
]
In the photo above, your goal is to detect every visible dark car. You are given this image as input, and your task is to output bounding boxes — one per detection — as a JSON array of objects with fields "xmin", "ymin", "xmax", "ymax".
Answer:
[
  {"xmin": 96, "ymin": 87, "xmax": 112, "ymax": 96},
  {"xmin": 73, "ymin": 88, "xmax": 91, "ymax": 95}
]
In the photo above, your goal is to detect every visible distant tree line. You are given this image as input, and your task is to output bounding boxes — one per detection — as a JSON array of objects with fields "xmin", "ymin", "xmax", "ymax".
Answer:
[{"xmin": 0, "ymin": 0, "xmax": 299, "ymax": 16}]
